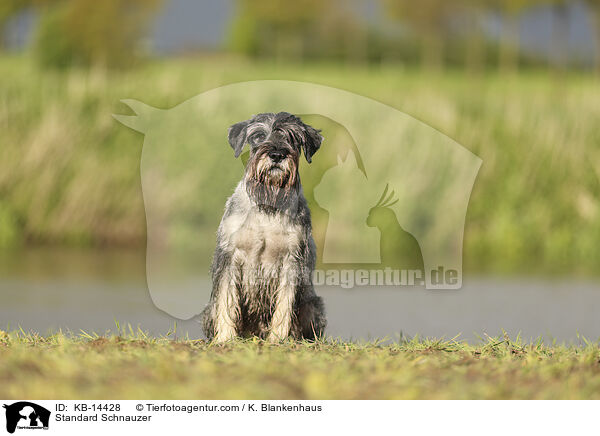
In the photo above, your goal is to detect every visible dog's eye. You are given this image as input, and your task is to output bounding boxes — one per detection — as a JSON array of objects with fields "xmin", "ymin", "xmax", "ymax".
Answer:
[{"xmin": 250, "ymin": 133, "xmax": 266, "ymax": 144}]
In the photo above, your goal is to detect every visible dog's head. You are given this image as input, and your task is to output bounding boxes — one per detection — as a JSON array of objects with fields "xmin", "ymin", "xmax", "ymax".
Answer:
[{"xmin": 228, "ymin": 112, "xmax": 322, "ymax": 209}]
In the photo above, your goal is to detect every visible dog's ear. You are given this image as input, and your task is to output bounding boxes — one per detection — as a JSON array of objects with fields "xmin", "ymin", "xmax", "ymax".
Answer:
[
  {"xmin": 301, "ymin": 124, "xmax": 322, "ymax": 163},
  {"xmin": 228, "ymin": 119, "xmax": 250, "ymax": 158}
]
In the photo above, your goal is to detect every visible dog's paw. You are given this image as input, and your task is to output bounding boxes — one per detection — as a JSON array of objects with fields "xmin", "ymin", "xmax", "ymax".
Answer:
[
  {"xmin": 213, "ymin": 329, "xmax": 237, "ymax": 344},
  {"xmin": 267, "ymin": 331, "xmax": 289, "ymax": 343}
]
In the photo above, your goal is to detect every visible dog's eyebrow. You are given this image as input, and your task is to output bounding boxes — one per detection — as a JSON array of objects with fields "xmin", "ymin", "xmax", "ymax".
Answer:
[
  {"xmin": 246, "ymin": 123, "xmax": 271, "ymax": 136},
  {"xmin": 278, "ymin": 124, "xmax": 304, "ymax": 142}
]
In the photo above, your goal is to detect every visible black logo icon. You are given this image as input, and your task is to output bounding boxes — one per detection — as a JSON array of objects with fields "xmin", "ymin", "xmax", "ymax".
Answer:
[{"xmin": 2, "ymin": 402, "xmax": 50, "ymax": 434}]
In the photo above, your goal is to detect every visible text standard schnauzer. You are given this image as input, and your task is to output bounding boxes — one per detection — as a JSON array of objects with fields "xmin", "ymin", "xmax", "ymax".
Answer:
[{"xmin": 202, "ymin": 112, "xmax": 327, "ymax": 343}]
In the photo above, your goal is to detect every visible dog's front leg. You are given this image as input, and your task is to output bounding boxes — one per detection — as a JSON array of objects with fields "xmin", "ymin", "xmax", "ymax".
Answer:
[
  {"xmin": 213, "ymin": 267, "xmax": 241, "ymax": 343},
  {"xmin": 268, "ymin": 261, "xmax": 296, "ymax": 342}
]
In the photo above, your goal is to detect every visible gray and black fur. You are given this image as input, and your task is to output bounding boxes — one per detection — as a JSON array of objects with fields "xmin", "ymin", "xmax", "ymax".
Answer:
[{"xmin": 201, "ymin": 112, "xmax": 327, "ymax": 342}]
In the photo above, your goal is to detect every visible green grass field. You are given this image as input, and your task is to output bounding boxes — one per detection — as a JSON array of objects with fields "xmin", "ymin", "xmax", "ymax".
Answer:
[{"xmin": 2, "ymin": 329, "xmax": 600, "ymax": 399}]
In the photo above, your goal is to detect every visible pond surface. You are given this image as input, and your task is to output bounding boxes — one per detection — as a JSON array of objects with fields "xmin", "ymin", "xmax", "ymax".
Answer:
[{"xmin": 1, "ymin": 248, "xmax": 599, "ymax": 343}]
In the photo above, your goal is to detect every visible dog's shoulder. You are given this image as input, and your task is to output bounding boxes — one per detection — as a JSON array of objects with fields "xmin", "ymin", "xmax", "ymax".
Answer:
[
  {"xmin": 218, "ymin": 182, "xmax": 250, "ymax": 237},
  {"xmin": 222, "ymin": 182, "xmax": 250, "ymax": 215},
  {"xmin": 293, "ymin": 189, "xmax": 312, "ymax": 230}
]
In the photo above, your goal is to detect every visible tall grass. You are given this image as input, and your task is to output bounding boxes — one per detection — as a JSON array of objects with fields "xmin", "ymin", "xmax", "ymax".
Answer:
[{"xmin": 1, "ymin": 54, "xmax": 599, "ymax": 275}]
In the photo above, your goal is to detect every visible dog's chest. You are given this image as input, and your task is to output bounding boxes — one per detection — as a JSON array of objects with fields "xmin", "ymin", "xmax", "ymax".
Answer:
[{"xmin": 225, "ymin": 209, "xmax": 302, "ymax": 265}]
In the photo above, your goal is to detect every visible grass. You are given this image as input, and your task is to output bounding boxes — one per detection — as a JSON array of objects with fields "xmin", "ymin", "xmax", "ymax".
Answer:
[
  {"xmin": 1, "ymin": 55, "xmax": 600, "ymax": 275},
  {"xmin": 2, "ymin": 328, "xmax": 600, "ymax": 399}
]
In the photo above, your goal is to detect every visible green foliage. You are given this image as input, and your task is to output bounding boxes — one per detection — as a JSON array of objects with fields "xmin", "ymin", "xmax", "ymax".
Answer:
[
  {"xmin": 0, "ymin": 201, "xmax": 19, "ymax": 248},
  {"xmin": 0, "ymin": 56, "xmax": 599, "ymax": 273},
  {"xmin": 33, "ymin": 5, "xmax": 72, "ymax": 68},
  {"xmin": 228, "ymin": 0, "xmax": 595, "ymax": 70},
  {"xmin": 1, "ymin": 329, "xmax": 600, "ymax": 399},
  {"xmin": 0, "ymin": 0, "xmax": 34, "ymax": 49},
  {"xmin": 227, "ymin": 0, "xmax": 369, "ymax": 62},
  {"xmin": 0, "ymin": 0, "xmax": 23, "ymax": 27},
  {"xmin": 33, "ymin": 0, "xmax": 162, "ymax": 69}
]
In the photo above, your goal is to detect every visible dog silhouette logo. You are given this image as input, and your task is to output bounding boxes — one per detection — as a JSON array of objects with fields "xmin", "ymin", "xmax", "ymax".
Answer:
[
  {"xmin": 3, "ymin": 402, "xmax": 50, "ymax": 433},
  {"xmin": 113, "ymin": 80, "xmax": 481, "ymax": 319}
]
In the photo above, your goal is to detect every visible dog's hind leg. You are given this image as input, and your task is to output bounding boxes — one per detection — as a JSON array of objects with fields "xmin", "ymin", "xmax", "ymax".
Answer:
[{"xmin": 296, "ymin": 293, "xmax": 326, "ymax": 340}]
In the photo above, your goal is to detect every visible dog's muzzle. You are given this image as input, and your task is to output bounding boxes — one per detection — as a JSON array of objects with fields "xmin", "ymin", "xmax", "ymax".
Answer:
[{"xmin": 268, "ymin": 149, "xmax": 287, "ymax": 164}]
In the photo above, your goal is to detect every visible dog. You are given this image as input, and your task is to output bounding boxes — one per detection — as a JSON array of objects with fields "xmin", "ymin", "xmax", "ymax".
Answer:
[{"xmin": 201, "ymin": 112, "xmax": 327, "ymax": 343}]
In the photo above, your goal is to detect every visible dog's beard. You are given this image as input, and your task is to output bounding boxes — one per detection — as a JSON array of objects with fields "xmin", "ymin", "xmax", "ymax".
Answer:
[{"xmin": 245, "ymin": 155, "xmax": 299, "ymax": 212}]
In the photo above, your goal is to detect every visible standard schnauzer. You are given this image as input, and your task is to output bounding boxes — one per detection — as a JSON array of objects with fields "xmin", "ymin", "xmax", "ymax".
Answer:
[{"xmin": 201, "ymin": 112, "xmax": 327, "ymax": 342}]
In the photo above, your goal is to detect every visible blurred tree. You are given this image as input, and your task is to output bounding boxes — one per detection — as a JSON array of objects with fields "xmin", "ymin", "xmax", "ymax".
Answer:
[
  {"xmin": 33, "ymin": 0, "xmax": 162, "ymax": 69},
  {"xmin": 0, "ymin": 0, "xmax": 51, "ymax": 50},
  {"xmin": 382, "ymin": 0, "xmax": 453, "ymax": 71},
  {"xmin": 462, "ymin": 0, "xmax": 489, "ymax": 74},
  {"xmin": 0, "ymin": 0, "xmax": 64, "ymax": 50},
  {"xmin": 228, "ymin": 0, "xmax": 365, "ymax": 62},
  {"xmin": 493, "ymin": 0, "xmax": 528, "ymax": 73},
  {"xmin": 492, "ymin": 0, "xmax": 549, "ymax": 73},
  {"xmin": 550, "ymin": 0, "xmax": 570, "ymax": 72},
  {"xmin": 582, "ymin": 0, "xmax": 600, "ymax": 73},
  {"xmin": 0, "ymin": 0, "xmax": 21, "ymax": 49}
]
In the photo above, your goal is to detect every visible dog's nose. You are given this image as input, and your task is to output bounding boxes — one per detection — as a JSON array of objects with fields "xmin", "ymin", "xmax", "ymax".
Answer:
[{"xmin": 268, "ymin": 150, "xmax": 286, "ymax": 163}]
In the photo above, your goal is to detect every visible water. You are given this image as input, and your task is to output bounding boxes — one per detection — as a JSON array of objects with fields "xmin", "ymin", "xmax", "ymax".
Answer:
[{"xmin": 1, "ymin": 248, "xmax": 599, "ymax": 343}]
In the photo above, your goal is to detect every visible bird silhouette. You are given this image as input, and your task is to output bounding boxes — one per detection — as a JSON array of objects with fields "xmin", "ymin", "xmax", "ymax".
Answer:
[{"xmin": 366, "ymin": 183, "xmax": 424, "ymax": 273}]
